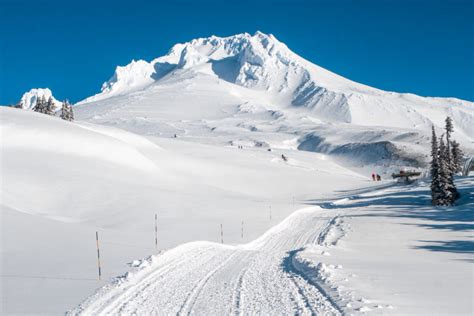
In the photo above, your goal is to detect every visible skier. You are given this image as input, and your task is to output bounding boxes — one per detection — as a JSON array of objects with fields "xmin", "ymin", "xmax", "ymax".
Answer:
[
  {"xmin": 371, "ymin": 173, "xmax": 376, "ymax": 181},
  {"xmin": 281, "ymin": 154, "xmax": 288, "ymax": 162},
  {"xmin": 376, "ymin": 174, "xmax": 381, "ymax": 181}
]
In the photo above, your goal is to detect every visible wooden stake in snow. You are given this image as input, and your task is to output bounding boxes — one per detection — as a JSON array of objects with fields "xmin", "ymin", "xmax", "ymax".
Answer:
[
  {"xmin": 220, "ymin": 224, "xmax": 224, "ymax": 244},
  {"xmin": 96, "ymin": 231, "xmax": 102, "ymax": 281},
  {"xmin": 269, "ymin": 205, "xmax": 272, "ymax": 221},
  {"xmin": 241, "ymin": 221, "xmax": 244, "ymax": 239},
  {"xmin": 155, "ymin": 214, "xmax": 158, "ymax": 250}
]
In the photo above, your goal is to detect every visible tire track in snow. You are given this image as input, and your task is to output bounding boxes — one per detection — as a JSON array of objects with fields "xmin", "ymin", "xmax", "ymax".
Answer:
[
  {"xmin": 177, "ymin": 250, "xmax": 239, "ymax": 315},
  {"xmin": 126, "ymin": 246, "xmax": 234, "ymax": 315},
  {"xmin": 230, "ymin": 266, "xmax": 248, "ymax": 315},
  {"xmin": 75, "ymin": 245, "xmax": 213, "ymax": 315}
]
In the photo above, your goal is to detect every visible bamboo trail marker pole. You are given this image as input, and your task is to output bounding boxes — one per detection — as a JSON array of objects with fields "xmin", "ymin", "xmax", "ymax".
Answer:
[
  {"xmin": 154, "ymin": 214, "xmax": 158, "ymax": 250},
  {"xmin": 241, "ymin": 221, "xmax": 244, "ymax": 239},
  {"xmin": 269, "ymin": 206, "xmax": 272, "ymax": 221},
  {"xmin": 220, "ymin": 224, "xmax": 224, "ymax": 244},
  {"xmin": 96, "ymin": 231, "xmax": 102, "ymax": 281}
]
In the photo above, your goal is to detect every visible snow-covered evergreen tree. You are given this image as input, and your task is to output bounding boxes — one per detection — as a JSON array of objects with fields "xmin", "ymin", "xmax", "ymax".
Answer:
[
  {"xmin": 451, "ymin": 140, "xmax": 464, "ymax": 174},
  {"xmin": 444, "ymin": 116, "xmax": 454, "ymax": 171},
  {"xmin": 33, "ymin": 96, "xmax": 47, "ymax": 113},
  {"xmin": 32, "ymin": 97, "xmax": 41, "ymax": 112},
  {"xmin": 45, "ymin": 96, "xmax": 56, "ymax": 116},
  {"xmin": 60, "ymin": 100, "xmax": 74, "ymax": 121},
  {"xmin": 438, "ymin": 136, "xmax": 456, "ymax": 206},
  {"xmin": 445, "ymin": 116, "xmax": 453, "ymax": 138},
  {"xmin": 430, "ymin": 126, "xmax": 442, "ymax": 205}
]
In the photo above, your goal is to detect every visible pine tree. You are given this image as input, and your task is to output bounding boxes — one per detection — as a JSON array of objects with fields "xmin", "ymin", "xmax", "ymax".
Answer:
[
  {"xmin": 32, "ymin": 97, "xmax": 40, "ymax": 112},
  {"xmin": 33, "ymin": 96, "xmax": 46, "ymax": 113},
  {"xmin": 451, "ymin": 140, "xmax": 464, "ymax": 174},
  {"xmin": 45, "ymin": 96, "xmax": 56, "ymax": 116},
  {"xmin": 445, "ymin": 116, "xmax": 454, "ymax": 170},
  {"xmin": 14, "ymin": 101, "xmax": 23, "ymax": 109},
  {"xmin": 445, "ymin": 116, "xmax": 460, "ymax": 199},
  {"xmin": 438, "ymin": 136, "xmax": 456, "ymax": 205},
  {"xmin": 430, "ymin": 126, "xmax": 442, "ymax": 205},
  {"xmin": 60, "ymin": 100, "xmax": 74, "ymax": 121}
]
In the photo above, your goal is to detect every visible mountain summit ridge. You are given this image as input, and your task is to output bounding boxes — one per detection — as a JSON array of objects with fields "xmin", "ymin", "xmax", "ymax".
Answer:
[
  {"xmin": 74, "ymin": 32, "xmax": 473, "ymax": 138},
  {"xmin": 79, "ymin": 31, "xmax": 374, "ymax": 103}
]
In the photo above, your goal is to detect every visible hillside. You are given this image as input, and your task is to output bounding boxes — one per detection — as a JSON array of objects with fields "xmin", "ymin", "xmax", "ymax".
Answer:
[{"xmin": 1, "ymin": 107, "xmax": 370, "ymax": 313}]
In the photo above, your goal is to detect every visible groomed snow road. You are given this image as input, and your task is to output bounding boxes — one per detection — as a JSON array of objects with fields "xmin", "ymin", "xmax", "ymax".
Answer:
[{"xmin": 71, "ymin": 206, "xmax": 345, "ymax": 315}]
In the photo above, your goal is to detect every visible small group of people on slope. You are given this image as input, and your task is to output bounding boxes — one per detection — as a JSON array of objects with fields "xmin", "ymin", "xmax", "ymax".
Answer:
[{"xmin": 372, "ymin": 173, "xmax": 381, "ymax": 181}]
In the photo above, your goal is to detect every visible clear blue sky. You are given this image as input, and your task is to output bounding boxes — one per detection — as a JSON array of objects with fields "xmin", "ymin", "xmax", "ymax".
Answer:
[{"xmin": 1, "ymin": 0, "xmax": 473, "ymax": 104}]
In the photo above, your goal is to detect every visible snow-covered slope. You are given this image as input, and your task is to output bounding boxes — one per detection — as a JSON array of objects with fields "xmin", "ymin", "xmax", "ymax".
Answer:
[
  {"xmin": 18, "ymin": 88, "xmax": 62, "ymax": 110},
  {"xmin": 70, "ymin": 178, "xmax": 474, "ymax": 315},
  {"xmin": 2, "ymin": 106, "xmax": 472, "ymax": 315},
  {"xmin": 75, "ymin": 31, "xmax": 473, "ymax": 172},
  {"xmin": 0, "ymin": 106, "xmax": 369, "ymax": 313}
]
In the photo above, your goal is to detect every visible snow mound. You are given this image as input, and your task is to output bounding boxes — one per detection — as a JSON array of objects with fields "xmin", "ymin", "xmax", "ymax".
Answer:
[{"xmin": 0, "ymin": 107, "xmax": 158, "ymax": 172}]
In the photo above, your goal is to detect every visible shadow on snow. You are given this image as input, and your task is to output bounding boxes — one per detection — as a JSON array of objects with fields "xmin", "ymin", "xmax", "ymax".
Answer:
[{"xmin": 304, "ymin": 177, "xmax": 474, "ymax": 257}]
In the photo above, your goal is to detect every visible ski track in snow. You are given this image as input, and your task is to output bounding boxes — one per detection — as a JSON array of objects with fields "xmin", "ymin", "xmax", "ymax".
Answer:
[{"xmin": 71, "ymin": 207, "xmax": 346, "ymax": 315}]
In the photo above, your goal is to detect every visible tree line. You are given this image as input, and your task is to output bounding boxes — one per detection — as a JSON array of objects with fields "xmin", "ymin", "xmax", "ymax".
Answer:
[
  {"xmin": 15, "ymin": 96, "xmax": 74, "ymax": 122},
  {"xmin": 430, "ymin": 117, "xmax": 464, "ymax": 206}
]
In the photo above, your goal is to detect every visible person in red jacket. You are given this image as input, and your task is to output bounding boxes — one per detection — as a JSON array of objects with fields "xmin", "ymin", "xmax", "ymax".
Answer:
[{"xmin": 371, "ymin": 173, "xmax": 376, "ymax": 181}]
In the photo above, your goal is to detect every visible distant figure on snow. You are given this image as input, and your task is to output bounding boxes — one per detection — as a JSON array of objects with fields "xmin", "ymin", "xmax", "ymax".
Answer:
[
  {"xmin": 371, "ymin": 173, "xmax": 376, "ymax": 181},
  {"xmin": 281, "ymin": 154, "xmax": 288, "ymax": 162},
  {"xmin": 376, "ymin": 174, "xmax": 381, "ymax": 181}
]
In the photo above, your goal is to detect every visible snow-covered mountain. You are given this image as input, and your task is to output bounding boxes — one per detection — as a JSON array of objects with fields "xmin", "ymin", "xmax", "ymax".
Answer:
[
  {"xmin": 74, "ymin": 31, "xmax": 473, "ymax": 171},
  {"xmin": 79, "ymin": 32, "xmax": 472, "ymax": 133},
  {"xmin": 18, "ymin": 88, "xmax": 62, "ymax": 110}
]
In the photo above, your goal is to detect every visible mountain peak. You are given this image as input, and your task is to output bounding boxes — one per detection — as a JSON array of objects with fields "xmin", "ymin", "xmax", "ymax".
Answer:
[
  {"xmin": 77, "ymin": 32, "xmax": 387, "ymax": 109},
  {"xmin": 81, "ymin": 32, "xmax": 305, "ymax": 102},
  {"xmin": 76, "ymin": 32, "xmax": 474, "ymax": 141},
  {"xmin": 252, "ymin": 30, "xmax": 276, "ymax": 41}
]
